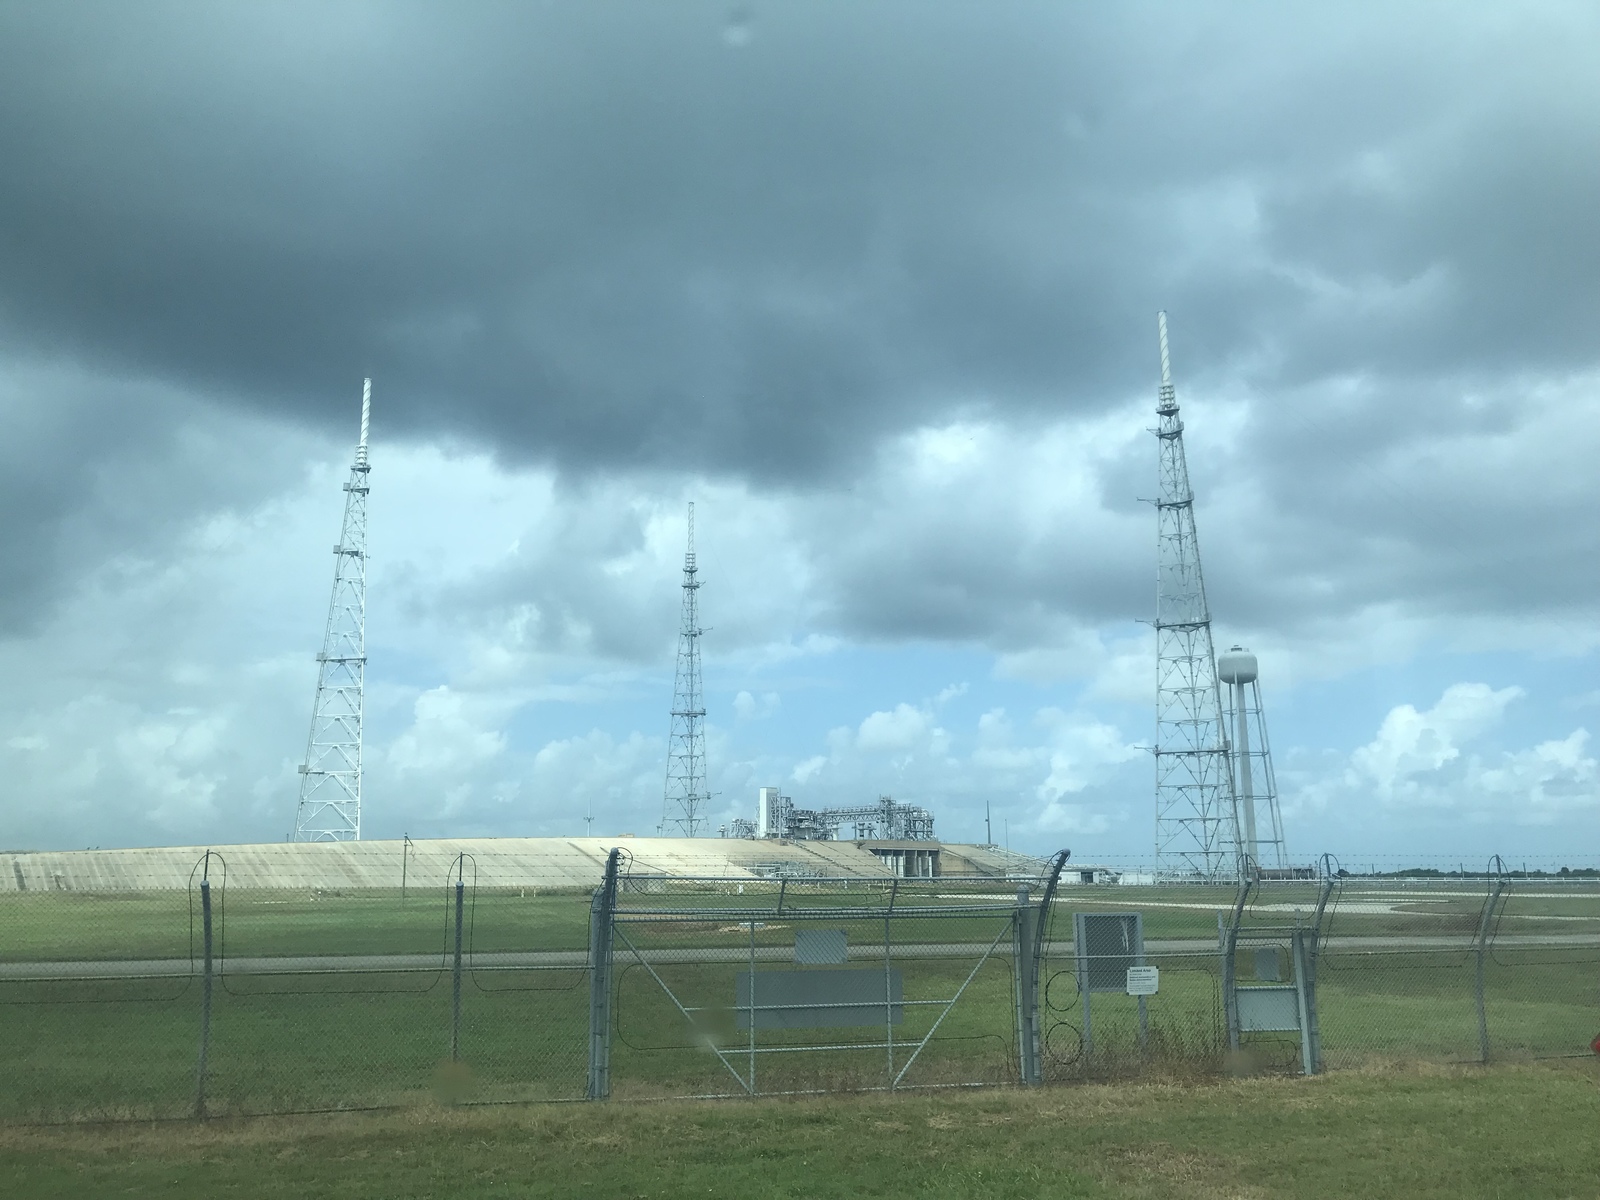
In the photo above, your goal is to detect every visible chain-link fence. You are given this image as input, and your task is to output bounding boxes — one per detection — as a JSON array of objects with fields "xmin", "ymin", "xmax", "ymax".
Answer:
[
  {"xmin": 1312, "ymin": 866, "xmax": 1600, "ymax": 1069},
  {"xmin": 1, "ymin": 851, "xmax": 591, "ymax": 1121},
  {"xmin": 2, "ymin": 850, "xmax": 1596, "ymax": 1123}
]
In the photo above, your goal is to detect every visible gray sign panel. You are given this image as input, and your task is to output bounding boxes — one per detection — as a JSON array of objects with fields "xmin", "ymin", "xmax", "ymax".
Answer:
[
  {"xmin": 1074, "ymin": 912, "xmax": 1145, "ymax": 994},
  {"xmin": 735, "ymin": 969, "xmax": 904, "ymax": 1030},
  {"xmin": 1237, "ymin": 985, "xmax": 1300, "ymax": 1032},
  {"xmin": 1253, "ymin": 947, "xmax": 1282, "ymax": 982},
  {"xmin": 795, "ymin": 928, "xmax": 848, "ymax": 965}
]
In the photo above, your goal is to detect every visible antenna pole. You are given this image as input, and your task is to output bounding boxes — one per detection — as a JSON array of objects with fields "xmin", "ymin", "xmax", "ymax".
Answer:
[
  {"xmin": 1158, "ymin": 312, "xmax": 1172, "ymax": 389},
  {"xmin": 357, "ymin": 377, "xmax": 371, "ymax": 464}
]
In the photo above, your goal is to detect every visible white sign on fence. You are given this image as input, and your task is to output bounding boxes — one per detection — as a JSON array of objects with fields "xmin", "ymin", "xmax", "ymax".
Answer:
[{"xmin": 1125, "ymin": 966, "xmax": 1159, "ymax": 996}]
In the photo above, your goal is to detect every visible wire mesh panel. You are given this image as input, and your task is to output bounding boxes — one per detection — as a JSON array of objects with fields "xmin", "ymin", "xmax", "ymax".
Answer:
[
  {"xmin": 0, "ymin": 854, "xmax": 594, "ymax": 1122},
  {"xmin": 1310, "ymin": 872, "xmax": 1600, "ymax": 1067},
  {"xmin": 458, "ymin": 887, "xmax": 591, "ymax": 1103},
  {"xmin": 0, "ymin": 886, "xmax": 201, "ymax": 1122},
  {"xmin": 1313, "ymin": 948, "xmax": 1480, "ymax": 1067},
  {"xmin": 203, "ymin": 867, "xmax": 592, "ymax": 1113},
  {"xmin": 1040, "ymin": 951, "xmax": 1226, "ymax": 1079},
  {"xmin": 1481, "ymin": 945, "xmax": 1600, "ymax": 1061},
  {"xmin": 1484, "ymin": 881, "xmax": 1600, "ymax": 1061},
  {"xmin": 202, "ymin": 872, "xmax": 460, "ymax": 1115}
]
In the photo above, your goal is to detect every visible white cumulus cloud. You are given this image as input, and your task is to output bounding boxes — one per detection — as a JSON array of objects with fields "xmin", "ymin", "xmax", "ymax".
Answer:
[
  {"xmin": 1349, "ymin": 682, "xmax": 1523, "ymax": 801},
  {"xmin": 386, "ymin": 686, "xmax": 507, "ymax": 776},
  {"xmin": 856, "ymin": 703, "xmax": 933, "ymax": 753}
]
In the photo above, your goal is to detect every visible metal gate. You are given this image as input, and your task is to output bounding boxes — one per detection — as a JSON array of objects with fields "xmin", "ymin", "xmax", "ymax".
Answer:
[
  {"xmin": 1220, "ymin": 864, "xmax": 1336, "ymax": 1075},
  {"xmin": 586, "ymin": 850, "xmax": 1069, "ymax": 1099}
]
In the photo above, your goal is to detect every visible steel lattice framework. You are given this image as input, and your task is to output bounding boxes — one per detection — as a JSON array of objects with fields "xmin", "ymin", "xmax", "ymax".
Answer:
[
  {"xmin": 660, "ymin": 502, "xmax": 708, "ymax": 836},
  {"xmin": 293, "ymin": 379, "xmax": 371, "ymax": 842},
  {"xmin": 1151, "ymin": 315, "xmax": 1239, "ymax": 878}
]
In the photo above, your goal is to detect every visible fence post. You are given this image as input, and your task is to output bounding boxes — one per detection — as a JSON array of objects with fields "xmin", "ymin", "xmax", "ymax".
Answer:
[
  {"xmin": 885, "ymin": 877, "xmax": 899, "ymax": 1087},
  {"xmin": 587, "ymin": 849, "xmax": 620, "ymax": 1100},
  {"xmin": 401, "ymin": 833, "xmax": 412, "ymax": 904},
  {"xmin": 1012, "ymin": 886, "xmax": 1040, "ymax": 1084},
  {"xmin": 1291, "ymin": 928, "xmax": 1315, "ymax": 1076},
  {"xmin": 1300, "ymin": 862, "xmax": 1337, "ymax": 1076},
  {"xmin": 1219, "ymin": 921, "xmax": 1237, "ymax": 1052},
  {"xmin": 1221, "ymin": 873, "xmax": 1253, "ymax": 1054},
  {"xmin": 1076, "ymin": 912, "xmax": 1096, "ymax": 1066},
  {"xmin": 193, "ymin": 854, "xmax": 214, "ymax": 1119},
  {"xmin": 1475, "ymin": 861, "xmax": 1508, "ymax": 1064},
  {"xmin": 1018, "ymin": 851, "xmax": 1068, "ymax": 1084},
  {"xmin": 451, "ymin": 872, "xmax": 465, "ymax": 1062}
]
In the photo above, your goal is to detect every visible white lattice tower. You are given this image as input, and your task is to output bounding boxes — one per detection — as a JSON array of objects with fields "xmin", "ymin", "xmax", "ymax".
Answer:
[
  {"xmin": 293, "ymin": 379, "xmax": 371, "ymax": 842},
  {"xmin": 660, "ymin": 502, "xmax": 708, "ymax": 836},
  {"xmin": 1152, "ymin": 316, "xmax": 1239, "ymax": 878}
]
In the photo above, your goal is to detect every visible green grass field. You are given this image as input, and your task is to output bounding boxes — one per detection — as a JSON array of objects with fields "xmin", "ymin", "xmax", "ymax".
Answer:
[
  {"xmin": 1, "ymin": 1064, "xmax": 1596, "ymax": 1199},
  {"xmin": 0, "ymin": 888, "xmax": 598, "ymax": 961}
]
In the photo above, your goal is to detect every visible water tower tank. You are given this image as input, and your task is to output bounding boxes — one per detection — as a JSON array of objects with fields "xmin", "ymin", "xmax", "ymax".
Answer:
[{"xmin": 1216, "ymin": 645, "xmax": 1258, "ymax": 685}]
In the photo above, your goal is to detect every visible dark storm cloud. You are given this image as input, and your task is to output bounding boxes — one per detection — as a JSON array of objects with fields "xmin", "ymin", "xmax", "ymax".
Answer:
[
  {"xmin": 4, "ymin": 1, "xmax": 1594, "ymax": 485},
  {"xmin": 1211, "ymin": 374, "xmax": 1600, "ymax": 630},
  {"xmin": 0, "ymin": 365, "xmax": 318, "ymax": 634},
  {"xmin": 1, "ymin": 0, "xmax": 1597, "ymax": 661}
]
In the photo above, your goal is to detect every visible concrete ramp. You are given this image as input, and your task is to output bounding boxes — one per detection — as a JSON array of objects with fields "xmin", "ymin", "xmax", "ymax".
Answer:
[{"xmin": 0, "ymin": 836, "xmax": 1046, "ymax": 892}]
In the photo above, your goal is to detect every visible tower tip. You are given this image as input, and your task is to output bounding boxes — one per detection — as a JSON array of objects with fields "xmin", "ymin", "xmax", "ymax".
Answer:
[
  {"xmin": 1157, "ymin": 313, "xmax": 1172, "ymax": 388},
  {"xmin": 357, "ymin": 379, "xmax": 371, "ymax": 464}
]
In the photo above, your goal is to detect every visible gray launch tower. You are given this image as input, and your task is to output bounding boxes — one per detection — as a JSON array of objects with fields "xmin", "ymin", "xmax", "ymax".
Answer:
[
  {"xmin": 660, "ymin": 503, "xmax": 709, "ymax": 836},
  {"xmin": 1151, "ymin": 315, "xmax": 1237, "ymax": 878}
]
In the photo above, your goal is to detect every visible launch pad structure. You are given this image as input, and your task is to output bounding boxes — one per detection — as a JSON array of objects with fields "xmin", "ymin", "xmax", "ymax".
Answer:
[{"xmin": 725, "ymin": 788, "xmax": 937, "ymax": 844}]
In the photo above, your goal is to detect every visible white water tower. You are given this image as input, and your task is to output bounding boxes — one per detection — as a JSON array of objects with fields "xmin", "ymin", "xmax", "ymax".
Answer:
[{"xmin": 1215, "ymin": 645, "xmax": 1288, "ymax": 873}]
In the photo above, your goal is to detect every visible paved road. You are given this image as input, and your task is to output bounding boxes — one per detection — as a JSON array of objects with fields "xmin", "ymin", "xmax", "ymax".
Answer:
[{"xmin": 3, "ymin": 934, "xmax": 1598, "ymax": 981}]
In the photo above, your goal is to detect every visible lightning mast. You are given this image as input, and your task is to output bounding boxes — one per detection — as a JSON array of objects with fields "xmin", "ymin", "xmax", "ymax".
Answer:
[
  {"xmin": 1151, "ymin": 315, "xmax": 1238, "ymax": 878},
  {"xmin": 293, "ymin": 379, "xmax": 371, "ymax": 842},
  {"xmin": 660, "ymin": 502, "xmax": 708, "ymax": 836}
]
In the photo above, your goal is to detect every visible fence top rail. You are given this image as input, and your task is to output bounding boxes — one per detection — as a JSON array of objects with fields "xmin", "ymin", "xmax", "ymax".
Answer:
[
  {"xmin": 612, "ymin": 902, "xmax": 1023, "ymax": 921},
  {"xmin": 614, "ymin": 874, "xmax": 1042, "ymax": 886}
]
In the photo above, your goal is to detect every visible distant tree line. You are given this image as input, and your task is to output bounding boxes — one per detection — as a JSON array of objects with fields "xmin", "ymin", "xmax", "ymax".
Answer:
[{"xmin": 1339, "ymin": 866, "xmax": 1599, "ymax": 879}]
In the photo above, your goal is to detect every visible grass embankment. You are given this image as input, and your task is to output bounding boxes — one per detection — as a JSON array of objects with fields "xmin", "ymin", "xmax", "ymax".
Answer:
[
  {"xmin": 0, "ymin": 1064, "xmax": 1596, "ymax": 1199},
  {"xmin": 7, "ymin": 880, "xmax": 1600, "ymax": 964}
]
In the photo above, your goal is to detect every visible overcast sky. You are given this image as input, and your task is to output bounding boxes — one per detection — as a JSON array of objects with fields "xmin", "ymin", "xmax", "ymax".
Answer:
[{"xmin": 1, "ymin": 1, "xmax": 1596, "ymax": 864}]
